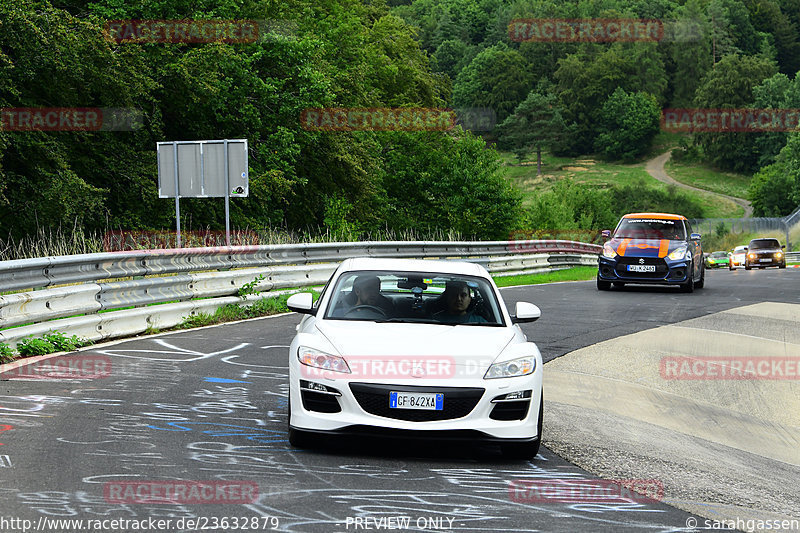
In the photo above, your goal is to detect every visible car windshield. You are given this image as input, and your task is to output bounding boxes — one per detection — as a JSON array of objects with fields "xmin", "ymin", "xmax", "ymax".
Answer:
[
  {"xmin": 710, "ymin": 252, "xmax": 726, "ymax": 258},
  {"xmin": 749, "ymin": 239, "xmax": 780, "ymax": 250},
  {"xmin": 613, "ymin": 218, "xmax": 686, "ymax": 240},
  {"xmin": 324, "ymin": 270, "xmax": 504, "ymax": 326}
]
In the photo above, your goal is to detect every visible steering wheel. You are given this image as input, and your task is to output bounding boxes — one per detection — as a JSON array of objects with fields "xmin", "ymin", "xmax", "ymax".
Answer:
[{"xmin": 344, "ymin": 305, "xmax": 388, "ymax": 318}]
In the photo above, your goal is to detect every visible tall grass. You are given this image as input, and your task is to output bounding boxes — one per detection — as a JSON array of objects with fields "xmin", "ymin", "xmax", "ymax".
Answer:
[{"xmin": 0, "ymin": 223, "xmax": 468, "ymax": 261}]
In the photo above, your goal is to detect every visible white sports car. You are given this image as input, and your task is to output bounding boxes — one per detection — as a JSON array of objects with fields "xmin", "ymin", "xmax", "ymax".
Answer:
[{"xmin": 286, "ymin": 257, "xmax": 544, "ymax": 459}]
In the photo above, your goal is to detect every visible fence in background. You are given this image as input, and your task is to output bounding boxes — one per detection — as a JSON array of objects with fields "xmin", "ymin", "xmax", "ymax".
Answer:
[
  {"xmin": 691, "ymin": 204, "xmax": 800, "ymax": 251},
  {"xmin": 0, "ymin": 240, "xmax": 600, "ymax": 349}
]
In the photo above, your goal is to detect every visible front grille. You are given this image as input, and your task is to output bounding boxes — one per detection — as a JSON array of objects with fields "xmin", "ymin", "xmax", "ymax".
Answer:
[
  {"xmin": 490, "ymin": 400, "xmax": 530, "ymax": 421},
  {"xmin": 349, "ymin": 383, "xmax": 484, "ymax": 422},
  {"xmin": 753, "ymin": 252, "xmax": 779, "ymax": 260},
  {"xmin": 301, "ymin": 390, "xmax": 341, "ymax": 413}
]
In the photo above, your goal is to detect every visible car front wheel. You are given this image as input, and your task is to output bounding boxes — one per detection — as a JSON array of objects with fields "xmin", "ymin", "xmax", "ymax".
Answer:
[
  {"xmin": 695, "ymin": 263, "xmax": 705, "ymax": 289},
  {"xmin": 597, "ymin": 276, "xmax": 611, "ymax": 291},
  {"xmin": 680, "ymin": 265, "xmax": 694, "ymax": 293}
]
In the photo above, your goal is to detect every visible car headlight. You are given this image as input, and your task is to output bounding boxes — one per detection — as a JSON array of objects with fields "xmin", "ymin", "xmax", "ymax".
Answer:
[
  {"xmin": 776, "ymin": 252, "xmax": 782, "ymax": 258},
  {"xmin": 602, "ymin": 242, "xmax": 617, "ymax": 259},
  {"xmin": 297, "ymin": 346, "xmax": 350, "ymax": 373},
  {"xmin": 748, "ymin": 253, "xmax": 755, "ymax": 259},
  {"xmin": 484, "ymin": 356, "xmax": 536, "ymax": 379},
  {"xmin": 668, "ymin": 246, "xmax": 690, "ymax": 260}
]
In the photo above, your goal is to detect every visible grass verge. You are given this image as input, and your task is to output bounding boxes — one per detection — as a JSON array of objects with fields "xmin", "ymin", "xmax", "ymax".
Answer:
[
  {"xmin": 178, "ymin": 292, "xmax": 305, "ymax": 329},
  {"xmin": 664, "ymin": 159, "xmax": 751, "ymax": 200},
  {"xmin": 501, "ymin": 149, "xmax": 744, "ymax": 218},
  {"xmin": 494, "ymin": 266, "xmax": 597, "ymax": 287}
]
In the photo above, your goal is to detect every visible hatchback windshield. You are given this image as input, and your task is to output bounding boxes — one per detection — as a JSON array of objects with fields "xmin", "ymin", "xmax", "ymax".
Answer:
[
  {"xmin": 324, "ymin": 270, "xmax": 504, "ymax": 326},
  {"xmin": 749, "ymin": 239, "xmax": 780, "ymax": 250},
  {"xmin": 613, "ymin": 218, "xmax": 686, "ymax": 240}
]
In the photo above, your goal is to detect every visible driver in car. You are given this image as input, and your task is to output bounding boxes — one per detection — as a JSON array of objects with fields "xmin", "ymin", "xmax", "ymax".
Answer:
[
  {"xmin": 433, "ymin": 281, "xmax": 487, "ymax": 324},
  {"xmin": 349, "ymin": 275, "xmax": 394, "ymax": 316}
]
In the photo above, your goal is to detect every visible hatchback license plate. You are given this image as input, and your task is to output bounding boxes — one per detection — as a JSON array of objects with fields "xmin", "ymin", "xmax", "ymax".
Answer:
[
  {"xmin": 759, "ymin": 259, "xmax": 772, "ymax": 262},
  {"xmin": 390, "ymin": 392, "xmax": 443, "ymax": 410},
  {"xmin": 627, "ymin": 265, "xmax": 656, "ymax": 272}
]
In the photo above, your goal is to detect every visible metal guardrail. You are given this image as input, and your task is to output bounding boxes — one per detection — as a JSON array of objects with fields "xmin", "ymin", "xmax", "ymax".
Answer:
[
  {"xmin": 786, "ymin": 251, "xmax": 800, "ymax": 262},
  {"xmin": 0, "ymin": 240, "xmax": 600, "ymax": 349}
]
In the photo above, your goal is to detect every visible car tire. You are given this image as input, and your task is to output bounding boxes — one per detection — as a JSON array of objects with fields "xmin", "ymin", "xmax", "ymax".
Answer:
[
  {"xmin": 745, "ymin": 263, "xmax": 752, "ymax": 270},
  {"xmin": 695, "ymin": 264, "xmax": 705, "ymax": 289},
  {"xmin": 501, "ymin": 392, "xmax": 543, "ymax": 460},
  {"xmin": 680, "ymin": 266, "xmax": 694, "ymax": 293},
  {"xmin": 780, "ymin": 263, "xmax": 786, "ymax": 269},
  {"xmin": 597, "ymin": 276, "xmax": 611, "ymax": 291}
]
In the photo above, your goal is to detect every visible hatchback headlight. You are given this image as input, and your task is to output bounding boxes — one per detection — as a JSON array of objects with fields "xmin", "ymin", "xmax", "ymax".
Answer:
[
  {"xmin": 298, "ymin": 346, "xmax": 350, "ymax": 373},
  {"xmin": 776, "ymin": 252, "xmax": 782, "ymax": 258},
  {"xmin": 602, "ymin": 242, "xmax": 617, "ymax": 259},
  {"xmin": 484, "ymin": 356, "xmax": 536, "ymax": 379},
  {"xmin": 668, "ymin": 246, "xmax": 690, "ymax": 260}
]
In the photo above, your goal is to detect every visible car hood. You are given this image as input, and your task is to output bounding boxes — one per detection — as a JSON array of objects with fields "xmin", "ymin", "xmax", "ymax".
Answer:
[
  {"xmin": 315, "ymin": 321, "xmax": 514, "ymax": 363},
  {"xmin": 607, "ymin": 238, "xmax": 684, "ymax": 258},
  {"xmin": 750, "ymin": 248, "xmax": 782, "ymax": 253}
]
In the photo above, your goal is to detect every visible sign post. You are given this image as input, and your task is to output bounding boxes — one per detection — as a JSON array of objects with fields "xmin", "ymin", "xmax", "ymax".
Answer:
[{"xmin": 156, "ymin": 139, "xmax": 248, "ymax": 248}]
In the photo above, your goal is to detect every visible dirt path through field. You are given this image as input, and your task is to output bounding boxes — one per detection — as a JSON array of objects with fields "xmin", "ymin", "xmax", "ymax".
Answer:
[{"xmin": 646, "ymin": 151, "xmax": 753, "ymax": 217}]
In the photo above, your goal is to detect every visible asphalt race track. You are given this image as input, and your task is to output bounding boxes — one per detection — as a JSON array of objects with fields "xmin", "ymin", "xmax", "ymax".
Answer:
[{"xmin": 1, "ymin": 267, "xmax": 798, "ymax": 533}]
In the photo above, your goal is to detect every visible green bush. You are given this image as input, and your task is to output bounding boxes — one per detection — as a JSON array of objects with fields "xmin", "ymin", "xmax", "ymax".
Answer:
[
  {"xmin": 670, "ymin": 137, "xmax": 703, "ymax": 162},
  {"xmin": 17, "ymin": 338, "xmax": 56, "ymax": 357},
  {"xmin": 609, "ymin": 181, "xmax": 705, "ymax": 219},
  {"xmin": 0, "ymin": 343, "xmax": 15, "ymax": 364},
  {"xmin": 525, "ymin": 179, "xmax": 705, "ymax": 231},
  {"xmin": 594, "ymin": 88, "xmax": 661, "ymax": 162},
  {"xmin": 43, "ymin": 332, "xmax": 91, "ymax": 352},
  {"xmin": 14, "ymin": 332, "xmax": 91, "ymax": 357}
]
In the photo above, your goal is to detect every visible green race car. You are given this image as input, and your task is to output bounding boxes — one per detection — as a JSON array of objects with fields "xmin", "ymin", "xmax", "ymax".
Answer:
[{"xmin": 704, "ymin": 251, "xmax": 730, "ymax": 268}]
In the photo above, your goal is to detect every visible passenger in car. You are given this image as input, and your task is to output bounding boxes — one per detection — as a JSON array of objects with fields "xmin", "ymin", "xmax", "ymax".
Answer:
[{"xmin": 433, "ymin": 281, "xmax": 487, "ymax": 324}]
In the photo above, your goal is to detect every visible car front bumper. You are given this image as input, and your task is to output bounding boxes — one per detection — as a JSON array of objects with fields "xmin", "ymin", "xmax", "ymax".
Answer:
[{"xmin": 288, "ymin": 368, "xmax": 543, "ymax": 441}]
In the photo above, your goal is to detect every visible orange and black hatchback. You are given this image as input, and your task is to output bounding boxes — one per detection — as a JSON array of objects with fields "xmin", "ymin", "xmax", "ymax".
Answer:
[{"xmin": 597, "ymin": 213, "xmax": 705, "ymax": 292}]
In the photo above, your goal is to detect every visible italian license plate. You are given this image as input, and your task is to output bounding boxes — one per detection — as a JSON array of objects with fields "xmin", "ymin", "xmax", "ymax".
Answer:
[
  {"xmin": 389, "ymin": 392, "xmax": 443, "ymax": 410},
  {"xmin": 759, "ymin": 259, "xmax": 772, "ymax": 262},
  {"xmin": 627, "ymin": 264, "xmax": 656, "ymax": 272}
]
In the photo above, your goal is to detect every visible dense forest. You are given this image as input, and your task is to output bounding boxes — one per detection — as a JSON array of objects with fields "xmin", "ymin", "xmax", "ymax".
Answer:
[{"xmin": 1, "ymin": 0, "xmax": 799, "ymax": 246}]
